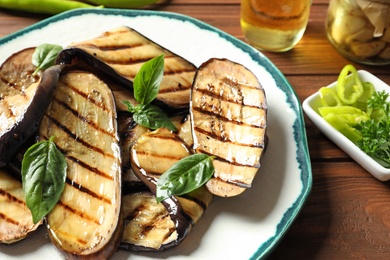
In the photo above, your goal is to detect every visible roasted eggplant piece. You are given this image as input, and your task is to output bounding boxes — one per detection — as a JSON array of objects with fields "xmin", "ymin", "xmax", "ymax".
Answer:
[
  {"xmin": 120, "ymin": 190, "xmax": 177, "ymax": 251},
  {"xmin": 119, "ymin": 112, "xmax": 193, "ymax": 192},
  {"xmin": 59, "ymin": 26, "xmax": 197, "ymax": 112},
  {"xmin": 122, "ymin": 128, "xmax": 213, "ymax": 251},
  {"xmin": 190, "ymin": 58, "xmax": 267, "ymax": 197},
  {"xmin": 0, "ymin": 167, "xmax": 42, "ymax": 244},
  {"xmin": 0, "ymin": 47, "xmax": 62, "ymax": 167},
  {"xmin": 172, "ymin": 113, "xmax": 194, "ymax": 148},
  {"xmin": 118, "ymin": 111, "xmax": 148, "ymax": 191},
  {"xmin": 39, "ymin": 70, "xmax": 123, "ymax": 259}
]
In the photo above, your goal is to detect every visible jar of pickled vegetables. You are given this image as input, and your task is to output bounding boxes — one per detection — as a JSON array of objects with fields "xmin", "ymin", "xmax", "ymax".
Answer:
[{"xmin": 326, "ymin": 0, "xmax": 390, "ymax": 65}]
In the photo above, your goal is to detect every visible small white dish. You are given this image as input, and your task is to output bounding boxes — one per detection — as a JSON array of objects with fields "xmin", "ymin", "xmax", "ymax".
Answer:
[{"xmin": 303, "ymin": 70, "xmax": 390, "ymax": 181}]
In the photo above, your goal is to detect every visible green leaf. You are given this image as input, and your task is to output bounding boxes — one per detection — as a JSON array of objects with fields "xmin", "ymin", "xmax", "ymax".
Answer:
[
  {"xmin": 156, "ymin": 154, "xmax": 215, "ymax": 203},
  {"xmin": 21, "ymin": 137, "xmax": 67, "ymax": 224},
  {"xmin": 133, "ymin": 54, "xmax": 164, "ymax": 105},
  {"xmin": 123, "ymin": 54, "xmax": 176, "ymax": 131},
  {"xmin": 32, "ymin": 44, "xmax": 63, "ymax": 75},
  {"xmin": 133, "ymin": 104, "xmax": 177, "ymax": 131},
  {"xmin": 356, "ymin": 118, "xmax": 390, "ymax": 168},
  {"xmin": 122, "ymin": 100, "xmax": 138, "ymax": 114}
]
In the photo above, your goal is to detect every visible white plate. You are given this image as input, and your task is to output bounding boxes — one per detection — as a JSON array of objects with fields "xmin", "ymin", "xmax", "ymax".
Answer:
[
  {"xmin": 0, "ymin": 8, "xmax": 312, "ymax": 260},
  {"xmin": 303, "ymin": 70, "xmax": 390, "ymax": 181}
]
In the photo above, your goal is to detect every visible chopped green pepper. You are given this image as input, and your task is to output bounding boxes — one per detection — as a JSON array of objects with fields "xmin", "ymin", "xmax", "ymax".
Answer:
[
  {"xmin": 85, "ymin": 0, "xmax": 163, "ymax": 8},
  {"xmin": 0, "ymin": 0, "xmax": 101, "ymax": 15},
  {"xmin": 353, "ymin": 82, "xmax": 375, "ymax": 111},
  {"xmin": 336, "ymin": 64, "xmax": 364, "ymax": 105},
  {"xmin": 318, "ymin": 87, "xmax": 342, "ymax": 107},
  {"xmin": 319, "ymin": 106, "xmax": 370, "ymax": 126},
  {"xmin": 322, "ymin": 113, "xmax": 362, "ymax": 143}
]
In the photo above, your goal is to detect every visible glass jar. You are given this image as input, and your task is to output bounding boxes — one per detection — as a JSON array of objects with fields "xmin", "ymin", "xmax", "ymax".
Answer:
[
  {"xmin": 326, "ymin": 0, "xmax": 390, "ymax": 65},
  {"xmin": 240, "ymin": 0, "xmax": 311, "ymax": 52}
]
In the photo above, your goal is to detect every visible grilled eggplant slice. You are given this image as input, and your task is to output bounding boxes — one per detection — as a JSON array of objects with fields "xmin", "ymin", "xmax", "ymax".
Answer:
[
  {"xmin": 0, "ymin": 47, "xmax": 62, "ymax": 167},
  {"xmin": 0, "ymin": 167, "xmax": 41, "ymax": 244},
  {"xmin": 63, "ymin": 26, "xmax": 197, "ymax": 111},
  {"xmin": 120, "ymin": 190, "xmax": 177, "ymax": 251},
  {"xmin": 39, "ymin": 70, "xmax": 122, "ymax": 259},
  {"xmin": 118, "ymin": 111, "xmax": 148, "ymax": 191},
  {"xmin": 122, "ymin": 128, "xmax": 213, "ymax": 251},
  {"xmin": 190, "ymin": 58, "xmax": 267, "ymax": 197},
  {"xmin": 119, "ymin": 112, "xmax": 193, "ymax": 192}
]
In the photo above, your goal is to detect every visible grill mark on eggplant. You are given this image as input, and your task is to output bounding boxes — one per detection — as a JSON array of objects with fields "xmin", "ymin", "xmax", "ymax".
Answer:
[
  {"xmin": 65, "ymin": 178, "xmax": 112, "ymax": 204},
  {"xmin": 134, "ymin": 150, "xmax": 186, "ymax": 162},
  {"xmin": 44, "ymin": 113, "xmax": 116, "ymax": 159},
  {"xmin": 40, "ymin": 131, "xmax": 115, "ymax": 181},
  {"xmin": 221, "ymin": 76, "xmax": 264, "ymax": 91},
  {"xmin": 154, "ymin": 84, "xmax": 190, "ymax": 94},
  {"xmin": 147, "ymin": 133, "xmax": 186, "ymax": 142},
  {"xmin": 61, "ymin": 80, "xmax": 110, "ymax": 111},
  {"xmin": 196, "ymin": 147, "xmax": 261, "ymax": 169},
  {"xmin": 195, "ymin": 86, "xmax": 266, "ymax": 109},
  {"xmin": 53, "ymin": 97, "xmax": 115, "ymax": 138},
  {"xmin": 212, "ymin": 176, "xmax": 251, "ymax": 189},
  {"xmin": 192, "ymin": 106, "xmax": 266, "ymax": 129},
  {"xmin": 57, "ymin": 200, "xmax": 101, "ymax": 226},
  {"xmin": 75, "ymin": 43, "xmax": 169, "ymax": 65},
  {"xmin": 75, "ymin": 43, "xmax": 138, "ymax": 51},
  {"xmin": 0, "ymin": 212, "xmax": 20, "ymax": 226},
  {"xmin": 69, "ymin": 43, "xmax": 193, "ymax": 86},
  {"xmin": 66, "ymin": 155, "xmax": 114, "ymax": 181},
  {"xmin": 0, "ymin": 188, "xmax": 25, "ymax": 205},
  {"xmin": 193, "ymin": 126, "xmax": 265, "ymax": 148},
  {"xmin": 125, "ymin": 203, "xmax": 176, "ymax": 239},
  {"xmin": 55, "ymin": 229, "xmax": 88, "ymax": 246},
  {"xmin": 94, "ymin": 54, "xmax": 194, "ymax": 79},
  {"xmin": 0, "ymin": 77, "xmax": 11, "ymax": 86},
  {"xmin": 164, "ymin": 67, "xmax": 195, "ymax": 76}
]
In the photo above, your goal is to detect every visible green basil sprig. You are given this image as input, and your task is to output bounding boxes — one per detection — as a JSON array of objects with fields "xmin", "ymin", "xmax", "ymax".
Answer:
[
  {"xmin": 21, "ymin": 136, "xmax": 67, "ymax": 224},
  {"xmin": 156, "ymin": 154, "xmax": 215, "ymax": 203},
  {"xmin": 123, "ymin": 54, "xmax": 177, "ymax": 131},
  {"xmin": 32, "ymin": 43, "xmax": 63, "ymax": 76}
]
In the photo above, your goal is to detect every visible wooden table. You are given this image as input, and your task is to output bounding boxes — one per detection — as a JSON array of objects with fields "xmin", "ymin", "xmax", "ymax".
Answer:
[{"xmin": 1, "ymin": 0, "xmax": 390, "ymax": 259}]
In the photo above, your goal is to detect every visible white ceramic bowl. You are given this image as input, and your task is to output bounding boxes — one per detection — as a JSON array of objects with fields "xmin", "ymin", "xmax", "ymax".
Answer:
[{"xmin": 302, "ymin": 70, "xmax": 390, "ymax": 181}]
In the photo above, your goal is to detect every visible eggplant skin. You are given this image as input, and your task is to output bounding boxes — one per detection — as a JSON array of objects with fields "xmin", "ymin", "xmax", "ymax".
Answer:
[
  {"xmin": 0, "ymin": 47, "xmax": 63, "ymax": 166},
  {"xmin": 190, "ymin": 58, "xmax": 267, "ymax": 197}
]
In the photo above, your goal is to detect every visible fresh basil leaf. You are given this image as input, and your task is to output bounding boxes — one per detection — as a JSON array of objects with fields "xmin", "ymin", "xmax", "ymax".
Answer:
[
  {"xmin": 32, "ymin": 43, "xmax": 63, "ymax": 75},
  {"xmin": 122, "ymin": 100, "xmax": 137, "ymax": 113},
  {"xmin": 133, "ymin": 104, "xmax": 177, "ymax": 131},
  {"xmin": 156, "ymin": 154, "xmax": 215, "ymax": 203},
  {"xmin": 133, "ymin": 54, "xmax": 164, "ymax": 105},
  {"xmin": 21, "ymin": 137, "xmax": 67, "ymax": 224}
]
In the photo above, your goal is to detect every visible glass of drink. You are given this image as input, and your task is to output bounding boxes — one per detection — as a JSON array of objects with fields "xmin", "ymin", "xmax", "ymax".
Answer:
[{"xmin": 240, "ymin": 0, "xmax": 311, "ymax": 52}]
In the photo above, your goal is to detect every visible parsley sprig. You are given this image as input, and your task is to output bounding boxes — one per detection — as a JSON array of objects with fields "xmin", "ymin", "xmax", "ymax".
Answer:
[{"xmin": 355, "ymin": 91, "xmax": 390, "ymax": 168}]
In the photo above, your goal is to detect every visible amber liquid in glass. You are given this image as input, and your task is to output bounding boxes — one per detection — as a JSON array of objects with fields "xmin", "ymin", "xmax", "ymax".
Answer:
[{"xmin": 241, "ymin": 0, "xmax": 311, "ymax": 52}]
